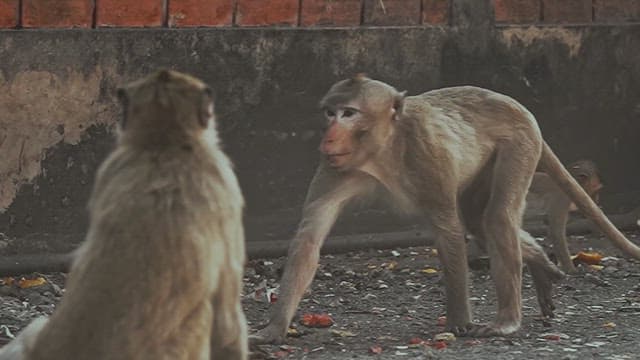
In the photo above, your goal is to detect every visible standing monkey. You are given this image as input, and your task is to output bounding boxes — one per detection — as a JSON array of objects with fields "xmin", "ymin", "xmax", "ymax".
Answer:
[
  {"xmin": 251, "ymin": 75, "xmax": 640, "ymax": 343},
  {"xmin": 528, "ymin": 160, "xmax": 603, "ymax": 273},
  {"xmin": 0, "ymin": 70, "xmax": 247, "ymax": 360}
]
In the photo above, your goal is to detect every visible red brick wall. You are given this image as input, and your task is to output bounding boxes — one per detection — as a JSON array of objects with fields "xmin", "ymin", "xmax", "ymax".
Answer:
[
  {"xmin": 496, "ymin": 0, "xmax": 640, "ymax": 24},
  {"xmin": 0, "ymin": 0, "xmax": 639, "ymax": 29}
]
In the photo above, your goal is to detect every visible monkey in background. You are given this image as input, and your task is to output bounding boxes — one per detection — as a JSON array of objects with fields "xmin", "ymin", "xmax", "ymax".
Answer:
[
  {"xmin": 528, "ymin": 160, "xmax": 603, "ymax": 273},
  {"xmin": 0, "ymin": 70, "xmax": 247, "ymax": 360},
  {"xmin": 470, "ymin": 160, "xmax": 604, "ymax": 273},
  {"xmin": 251, "ymin": 75, "xmax": 640, "ymax": 343}
]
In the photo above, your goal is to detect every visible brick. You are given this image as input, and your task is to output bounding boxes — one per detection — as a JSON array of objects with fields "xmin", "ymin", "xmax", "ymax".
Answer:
[
  {"xmin": 23, "ymin": 0, "xmax": 93, "ymax": 28},
  {"xmin": 422, "ymin": 0, "xmax": 449, "ymax": 24},
  {"xmin": 300, "ymin": 0, "xmax": 361, "ymax": 27},
  {"xmin": 542, "ymin": 0, "xmax": 592, "ymax": 23},
  {"xmin": 168, "ymin": 0, "xmax": 233, "ymax": 27},
  {"xmin": 0, "ymin": 0, "xmax": 19, "ymax": 28},
  {"xmin": 363, "ymin": 0, "xmax": 421, "ymax": 26},
  {"xmin": 97, "ymin": 0, "xmax": 163, "ymax": 27},
  {"xmin": 594, "ymin": 0, "xmax": 640, "ymax": 22},
  {"xmin": 236, "ymin": 0, "xmax": 299, "ymax": 26},
  {"xmin": 494, "ymin": 0, "xmax": 540, "ymax": 23}
]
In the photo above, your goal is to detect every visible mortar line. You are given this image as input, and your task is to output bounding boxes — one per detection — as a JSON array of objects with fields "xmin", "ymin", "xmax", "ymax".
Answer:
[
  {"xmin": 92, "ymin": 0, "xmax": 97, "ymax": 28},
  {"xmin": 17, "ymin": 0, "xmax": 22, "ymax": 28},
  {"xmin": 163, "ymin": 0, "xmax": 169, "ymax": 27}
]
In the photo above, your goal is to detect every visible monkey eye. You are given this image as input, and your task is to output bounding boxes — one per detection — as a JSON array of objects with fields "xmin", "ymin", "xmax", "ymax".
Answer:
[
  {"xmin": 324, "ymin": 109, "xmax": 336, "ymax": 118},
  {"xmin": 341, "ymin": 107, "xmax": 359, "ymax": 118}
]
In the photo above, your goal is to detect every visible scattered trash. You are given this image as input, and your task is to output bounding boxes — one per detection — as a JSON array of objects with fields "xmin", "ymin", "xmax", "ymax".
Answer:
[
  {"xmin": 17, "ymin": 277, "xmax": 47, "ymax": 289},
  {"xmin": 286, "ymin": 327, "xmax": 302, "ymax": 338},
  {"xmin": 434, "ymin": 332, "xmax": 456, "ymax": 342},
  {"xmin": 584, "ymin": 341, "xmax": 608, "ymax": 348},
  {"xmin": 381, "ymin": 261, "xmax": 397, "ymax": 270},
  {"xmin": 330, "ymin": 329, "xmax": 357, "ymax": 338},
  {"xmin": 369, "ymin": 345, "xmax": 383, "ymax": 354},
  {"xmin": 420, "ymin": 268, "xmax": 438, "ymax": 274},
  {"xmin": 0, "ymin": 325, "xmax": 15, "ymax": 339},
  {"xmin": 540, "ymin": 332, "xmax": 570, "ymax": 341},
  {"xmin": 248, "ymin": 280, "xmax": 279, "ymax": 303},
  {"xmin": 603, "ymin": 322, "xmax": 616, "ymax": 329},
  {"xmin": 300, "ymin": 313, "xmax": 334, "ymax": 328},
  {"xmin": 429, "ymin": 341, "xmax": 448, "ymax": 350},
  {"xmin": 572, "ymin": 251, "xmax": 603, "ymax": 266}
]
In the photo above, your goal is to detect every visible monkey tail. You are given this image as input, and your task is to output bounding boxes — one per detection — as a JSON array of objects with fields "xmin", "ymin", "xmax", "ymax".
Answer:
[{"xmin": 539, "ymin": 142, "xmax": 640, "ymax": 259}]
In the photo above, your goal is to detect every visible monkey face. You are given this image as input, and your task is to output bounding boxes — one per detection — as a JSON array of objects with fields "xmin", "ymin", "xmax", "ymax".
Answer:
[
  {"xmin": 317, "ymin": 76, "xmax": 406, "ymax": 171},
  {"xmin": 319, "ymin": 102, "xmax": 371, "ymax": 170}
]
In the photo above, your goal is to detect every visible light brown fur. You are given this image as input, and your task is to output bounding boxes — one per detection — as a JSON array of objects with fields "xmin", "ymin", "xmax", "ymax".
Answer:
[
  {"xmin": 470, "ymin": 160, "xmax": 604, "ymax": 274},
  {"xmin": 250, "ymin": 76, "xmax": 640, "ymax": 343},
  {"xmin": 0, "ymin": 70, "xmax": 247, "ymax": 360},
  {"xmin": 528, "ymin": 160, "xmax": 603, "ymax": 273}
]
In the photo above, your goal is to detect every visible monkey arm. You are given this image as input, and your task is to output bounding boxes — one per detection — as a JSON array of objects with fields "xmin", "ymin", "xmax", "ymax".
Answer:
[{"xmin": 250, "ymin": 168, "xmax": 376, "ymax": 345}]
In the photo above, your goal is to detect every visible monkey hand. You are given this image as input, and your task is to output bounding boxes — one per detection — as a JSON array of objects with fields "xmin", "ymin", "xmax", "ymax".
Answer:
[{"xmin": 248, "ymin": 324, "xmax": 288, "ymax": 345}]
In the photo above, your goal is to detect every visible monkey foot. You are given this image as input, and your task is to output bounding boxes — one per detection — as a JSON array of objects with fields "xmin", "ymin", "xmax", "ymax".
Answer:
[
  {"xmin": 468, "ymin": 322, "xmax": 520, "ymax": 337},
  {"xmin": 446, "ymin": 324, "xmax": 475, "ymax": 337},
  {"xmin": 249, "ymin": 326, "xmax": 287, "ymax": 346},
  {"xmin": 450, "ymin": 322, "xmax": 520, "ymax": 338},
  {"xmin": 529, "ymin": 261, "xmax": 565, "ymax": 318}
]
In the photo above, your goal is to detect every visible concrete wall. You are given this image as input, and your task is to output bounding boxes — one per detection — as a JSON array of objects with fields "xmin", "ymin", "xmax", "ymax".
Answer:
[{"xmin": 1, "ymin": 0, "xmax": 640, "ymax": 253}]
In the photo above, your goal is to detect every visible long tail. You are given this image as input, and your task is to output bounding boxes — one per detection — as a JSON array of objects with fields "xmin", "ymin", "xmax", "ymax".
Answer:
[{"xmin": 538, "ymin": 142, "xmax": 640, "ymax": 259}]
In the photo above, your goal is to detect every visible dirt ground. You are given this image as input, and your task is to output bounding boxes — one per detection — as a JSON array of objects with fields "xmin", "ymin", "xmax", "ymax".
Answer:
[{"xmin": 1, "ymin": 231, "xmax": 639, "ymax": 359}]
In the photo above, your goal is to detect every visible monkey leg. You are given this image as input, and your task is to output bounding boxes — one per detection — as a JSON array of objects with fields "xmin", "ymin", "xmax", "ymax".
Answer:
[
  {"xmin": 519, "ymin": 229, "xmax": 565, "ymax": 318},
  {"xmin": 464, "ymin": 227, "xmax": 564, "ymax": 318},
  {"xmin": 211, "ymin": 301, "xmax": 248, "ymax": 360},
  {"xmin": 545, "ymin": 203, "xmax": 577, "ymax": 273},
  {"xmin": 468, "ymin": 144, "xmax": 540, "ymax": 337},
  {"xmin": 431, "ymin": 208, "xmax": 474, "ymax": 335}
]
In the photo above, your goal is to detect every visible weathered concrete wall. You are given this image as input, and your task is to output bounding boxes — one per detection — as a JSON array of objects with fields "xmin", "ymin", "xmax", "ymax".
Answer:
[{"xmin": 1, "ymin": 21, "xmax": 640, "ymax": 252}]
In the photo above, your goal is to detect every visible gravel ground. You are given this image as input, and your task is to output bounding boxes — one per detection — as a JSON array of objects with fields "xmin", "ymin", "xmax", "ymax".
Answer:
[{"xmin": 1, "ymin": 231, "xmax": 639, "ymax": 359}]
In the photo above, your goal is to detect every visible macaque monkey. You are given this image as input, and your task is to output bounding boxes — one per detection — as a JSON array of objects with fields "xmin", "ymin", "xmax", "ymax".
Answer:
[
  {"xmin": 470, "ymin": 160, "xmax": 604, "ymax": 273},
  {"xmin": 528, "ymin": 160, "xmax": 603, "ymax": 273},
  {"xmin": 0, "ymin": 70, "xmax": 248, "ymax": 360},
  {"xmin": 251, "ymin": 75, "xmax": 640, "ymax": 342}
]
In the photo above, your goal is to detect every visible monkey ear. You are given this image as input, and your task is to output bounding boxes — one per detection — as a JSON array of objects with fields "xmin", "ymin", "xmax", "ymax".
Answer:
[
  {"xmin": 198, "ymin": 86, "xmax": 215, "ymax": 128},
  {"xmin": 116, "ymin": 87, "xmax": 129, "ymax": 129},
  {"xmin": 392, "ymin": 91, "xmax": 406, "ymax": 121}
]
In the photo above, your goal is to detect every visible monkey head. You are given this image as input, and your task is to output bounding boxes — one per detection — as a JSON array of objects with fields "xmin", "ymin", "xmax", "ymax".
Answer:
[
  {"xmin": 569, "ymin": 160, "xmax": 603, "ymax": 202},
  {"xmin": 116, "ymin": 69, "xmax": 215, "ymax": 147},
  {"xmin": 568, "ymin": 159, "xmax": 603, "ymax": 211},
  {"xmin": 318, "ymin": 74, "xmax": 405, "ymax": 171}
]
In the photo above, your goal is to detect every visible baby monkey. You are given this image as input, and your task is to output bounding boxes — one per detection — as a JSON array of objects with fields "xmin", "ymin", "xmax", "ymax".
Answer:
[
  {"xmin": 0, "ymin": 70, "xmax": 247, "ymax": 360},
  {"xmin": 529, "ymin": 159, "xmax": 603, "ymax": 273}
]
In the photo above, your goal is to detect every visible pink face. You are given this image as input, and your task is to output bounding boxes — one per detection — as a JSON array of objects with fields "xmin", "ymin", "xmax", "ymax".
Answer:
[{"xmin": 319, "ymin": 107, "xmax": 361, "ymax": 170}]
